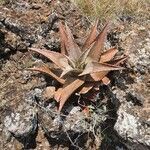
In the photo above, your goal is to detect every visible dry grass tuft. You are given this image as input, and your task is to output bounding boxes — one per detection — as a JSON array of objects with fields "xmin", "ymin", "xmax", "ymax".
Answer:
[
  {"xmin": 0, "ymin": 0, "xmax": 4, "ymax": 4},
  {"xmin": 72, "ymin": 0, "xmax": 149, "ymax": 22}
]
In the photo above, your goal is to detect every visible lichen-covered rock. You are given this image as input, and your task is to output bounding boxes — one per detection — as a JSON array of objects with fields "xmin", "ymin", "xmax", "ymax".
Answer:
[
  {"xmin": 114, "ymin": 103, "xmax": 150, "ymax": 146},
  {"xmin": 38, "ymin": 102, "xmax": 106, "ymax": 149},
  {"xmin": 112, "ymin": 22, "xmax": 150, "ymax": 149},
  {"xmin": 2, "ymin": 88, "xmax": 45, "ymax": 149},
  {"xmin": 4, "ymin": 111, "xmax": 37, "ymax": 138}
]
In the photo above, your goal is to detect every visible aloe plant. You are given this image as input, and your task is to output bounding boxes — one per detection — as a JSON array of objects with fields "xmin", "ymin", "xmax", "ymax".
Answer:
[{"xmin": 29, "ymin": 20, "xmax": 127, "ymax": 112}]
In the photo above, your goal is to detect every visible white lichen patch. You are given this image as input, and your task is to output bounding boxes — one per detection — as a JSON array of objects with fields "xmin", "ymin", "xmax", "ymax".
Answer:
[
  {"xmin": 4, "ymin": 109, "xmax": 37, "ymax": 137},
  {"xmin": 115, "ymin": 110, "xmax": 139, "ymax": 138},
  {"xmin": 115, "ymin": 104, "xmax": 150, "ymax": 146}
]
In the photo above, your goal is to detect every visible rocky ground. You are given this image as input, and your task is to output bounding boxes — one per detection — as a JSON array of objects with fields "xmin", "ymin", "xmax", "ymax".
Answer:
[{"xmin": 0, "ymin": 0, "xmax": 149, "ymax": 150}]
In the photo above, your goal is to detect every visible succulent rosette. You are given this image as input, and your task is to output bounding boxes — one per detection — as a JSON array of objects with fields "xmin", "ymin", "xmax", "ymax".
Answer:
[{"xmin": 29, "ymin": 20, "xmax": 127, "ymax": 112}]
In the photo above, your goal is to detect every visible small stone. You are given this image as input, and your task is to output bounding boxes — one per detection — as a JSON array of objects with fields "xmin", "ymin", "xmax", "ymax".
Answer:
[
  {"xmin": 43, "ymin": 86, "xmax": 56, "ymax": 99},
  {"xmin": 4, "ymin": 111, "xmax": 37, "ymax": 138},
  {"xmin": 138, "ymin": 26, "xmax": 146, "ymax": 31},
  {"xmin": 115, "ymin": 106, "xmax": 150, "ymax": 146}
]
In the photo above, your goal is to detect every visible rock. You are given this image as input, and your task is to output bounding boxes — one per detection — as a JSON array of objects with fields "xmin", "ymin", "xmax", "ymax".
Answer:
[
  {"xmin": 37, "ymin": 98, "xmax": 107, "ymax": 149},
  {"xmin": 112, "ymin": 22, "xmax": 150, "ymax": 149},
  {"xmin": 114, "ymin": 103, "xmax": 150, "ymax": 146},
  {"xmin": 2, "ymin": 88, "xmax": 44, "ymax": 148},
  {"xmin": 43, "ymin": 86, "xmax": 56, "ymax": 99},
  {"xmin": 3, "ymin": 106, "xmax": 37, "ymax": 148},
  {"xmin": 4, "ymin": 111, "xmax": 37, "ymax": 138}
]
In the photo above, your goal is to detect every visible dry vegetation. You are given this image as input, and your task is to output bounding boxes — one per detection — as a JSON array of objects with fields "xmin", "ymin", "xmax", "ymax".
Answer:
[
  {"xmin": 72, "ymin": 0, "xmax": 150, "ymax": 22},
  {"xmin": 0, "ymin": 0, "xmax": 4, "ymax": 4}
]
